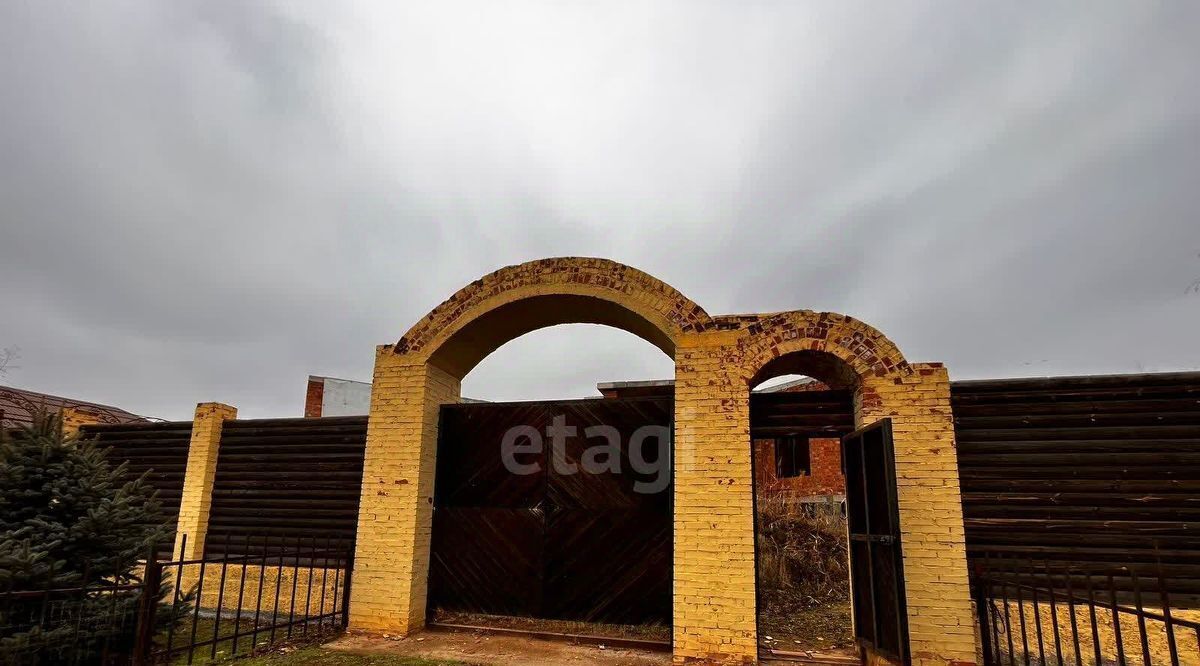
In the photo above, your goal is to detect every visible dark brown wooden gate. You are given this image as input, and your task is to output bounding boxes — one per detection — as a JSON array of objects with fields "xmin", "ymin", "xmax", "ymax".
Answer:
[
  {"xmin": 428, "ymin": 397, "xmax": 672, "ymax": 626},
  {"xmin": 843, "ymin": 418, "xmax": 909, "ymax": 664}
]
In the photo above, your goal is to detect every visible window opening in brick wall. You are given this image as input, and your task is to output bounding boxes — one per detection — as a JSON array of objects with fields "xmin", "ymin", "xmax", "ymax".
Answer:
[{"xmin": 774, "ymin": 435, "xmax": 811, "ymax": 478}]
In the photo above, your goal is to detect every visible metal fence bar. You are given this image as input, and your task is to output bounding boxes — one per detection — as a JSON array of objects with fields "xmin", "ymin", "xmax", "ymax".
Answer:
[
  {"xmin": 1085, "ymin": 574, "xmax": 1102, "ymax": 666},
  {"xmin": 1013, "ymin": 560, "xmax": 1030, "ymax": 665},
  {"xmin": 1063, "ymin": 568, "xmax": 1083, "ymax": 666},
  {"xmin": 974, "ymin": 568, "xmax": 991, "ymax": 665},
  {"xmin": 269, "ymin": 533, "xmax": 285, "ymax": 644},
  {"xmin": 997, "ymin": 562, "xmax": 1013, "ymax": 665},
  {"xmin": 302, "ymin": 535, "xmax": 316, "ymax": 636},
  {"xmin": 1043, "ymin": 559, "xmax": 1064, "ymax": 666},
  {"xmin": 1029, "ymin": 568, "xmax": 1044, "ymax": 666},
  {"xmin": 164, "ymin": 533, "xmax": 186, "ymax": 658},
  {"xmin": 287, "ymin": 537, "xmax": 300, "ymax": 639},
  {"xmin": 251, "ymin": 531, "xmax": 271, "ymax": 652},
  {"xmin": 1130, "ymin": 570, "xmax": 1152, "ymax": 666},
  {"xmin": 71, "ymin": 561, "xmax": 91, "ymax": 666},
  {"xmin": 132, "ymin": 544, "xmax": 162, "ymax": 666},
  {"xmin": 340, "ymin": 541, "xmax": 354, "ymax": 628},
  {"xmin": 317, "ymin": 537, "xmax": 330, "ymax": 630},
  {"xmin": 185, "ymin": 546, "xmax": 207, "ymax": 665},
  {"xmin": 1155, "ymin": 558, "xmax": 1180, "ymax": 666},
  {"xmin": 210, "ymin": 532, "xmax": 232, "ymax": 660},
  {"xmin": 329, "ymin": 539, "xmax": 342, "ymax": 628},
  {"xmin": 101, "ymin": 555, "xmax": 119, "ymax": 660},
  {"xmin": 1108, "ymin": 573, "xmax": 1127, "ymax": 666},
  {"xmin": 230, "ymin": 532, "xmax": 250, "ymax": 655}
]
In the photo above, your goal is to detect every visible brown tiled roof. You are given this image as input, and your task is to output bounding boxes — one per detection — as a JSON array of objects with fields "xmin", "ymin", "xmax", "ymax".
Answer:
[{"xmin": 0, "ymin": 384, "xmax": 147, "ymax": 429}]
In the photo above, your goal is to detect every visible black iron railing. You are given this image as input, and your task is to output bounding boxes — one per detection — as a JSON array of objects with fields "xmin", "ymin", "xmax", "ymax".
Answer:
[
  {"xmin": 0, "ymin": 559, "xmax": 145, "ymax": 664},
  {"xmin": 0, "ymin": 534, "xmax": 353, "ymax": 665},
  {"xmin": 974, "ymin": 555, "xmax": 1200, "ymax": 666},
  {"xmin": 154, "ymin": 533, "xmax": 353, "ymax": 664}
]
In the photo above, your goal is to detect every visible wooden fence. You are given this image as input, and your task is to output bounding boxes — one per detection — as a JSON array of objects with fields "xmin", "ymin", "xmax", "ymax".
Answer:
[
  {"xmin": 205, "ymin": 415, "xmax": 368, "ymax": 557},
  {"xmin": 81, "ymin": 420, "xmax": 193, "ymax": 557},
  {"xmin": 953, "ymin": 371, "xmax": 1200, "ymax": 606}
]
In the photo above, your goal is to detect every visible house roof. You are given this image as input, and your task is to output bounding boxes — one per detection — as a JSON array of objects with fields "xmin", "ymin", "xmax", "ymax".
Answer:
[
  {"xmin": 596, "ymin": 377, "xmax": 816, "ymax": 396},
  {"xmin": 0, "ymin": 384, "xmax": 147, "ymax": 429}
]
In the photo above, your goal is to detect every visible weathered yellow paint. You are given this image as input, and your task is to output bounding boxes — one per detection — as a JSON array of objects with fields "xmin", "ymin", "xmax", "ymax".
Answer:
[{"xmin": 174, "ymin": 402, "xmax": 237, "ymax": 560}]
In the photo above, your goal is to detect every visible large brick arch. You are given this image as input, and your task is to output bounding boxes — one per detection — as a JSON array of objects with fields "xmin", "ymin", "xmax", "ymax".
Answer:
[{"xmin": 394, "ymin": 257, "xmax": 711, "ymax": 377}]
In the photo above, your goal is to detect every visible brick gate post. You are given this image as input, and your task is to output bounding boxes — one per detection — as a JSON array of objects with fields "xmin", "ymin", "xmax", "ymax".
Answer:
[
  {"xmin": 672, "ymin": 333, "xmax": 760, "ymax": 664},
  {"xmin": 173, "ymin": 402, "xmax": 237, "ymax": 560},
  {"xmin": 348, "ymin": 346, "xmax": 461, "ymax": 634}
]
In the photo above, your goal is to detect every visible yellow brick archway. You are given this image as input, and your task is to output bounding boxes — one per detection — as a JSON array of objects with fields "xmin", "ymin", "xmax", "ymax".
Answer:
[
  {"xmin": 349, "ymin": 258, "xmax": 977, "ymax": 666},
  {"xmin": 349, "ymin": 257, "xmax": 710, "ymax": 636},
  {"xmin": 720, "ymin": 312, "xmax": 976, "ymax": 665}
]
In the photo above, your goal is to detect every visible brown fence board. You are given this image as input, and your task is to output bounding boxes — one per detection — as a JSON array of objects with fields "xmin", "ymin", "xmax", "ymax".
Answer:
[
  {"xmin": 749, "ymin": 390, "xmax": 855, "ymax": 440},
  {"xmin": 205, "ymin": 415, "xmax": 367, "ymax": 558},
  {"xmin": 82, "ymin": 421, "xmax": 193, "ymax": 556}
]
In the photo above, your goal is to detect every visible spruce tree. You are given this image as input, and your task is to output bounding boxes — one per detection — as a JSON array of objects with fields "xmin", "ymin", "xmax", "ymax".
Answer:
[{"xmin": 0, "ymin": 411, "xmax": 178, "ymax": 663}]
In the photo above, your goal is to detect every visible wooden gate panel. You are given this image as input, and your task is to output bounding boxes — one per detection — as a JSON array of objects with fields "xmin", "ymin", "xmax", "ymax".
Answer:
[
  {"xmin": 429, "ymin": 507, "xmax": 543, "ymax": 616},
  {"xmin": 543, "ymin": 399, "xmax": 672, "ymax": 512},
  {"xmin": 543, "ymin": 507, "xmax": 671, "ymax": 624},
  {"xmin": 435, "ymin": 403, "xmax": 549, "ymax": 508},
  {"xmin": 429, "ymin": 397, "xmax": 672, "ymax": 625}
]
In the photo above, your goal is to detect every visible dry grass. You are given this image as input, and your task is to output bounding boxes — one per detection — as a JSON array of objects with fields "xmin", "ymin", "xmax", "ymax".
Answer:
[
  {"xmin": 755, "ymin": 494, "xmax": 849, "ymax": 604},
  {"xmin": 754, "ymin": 493, "xmax": 854, "ymax": 651}
]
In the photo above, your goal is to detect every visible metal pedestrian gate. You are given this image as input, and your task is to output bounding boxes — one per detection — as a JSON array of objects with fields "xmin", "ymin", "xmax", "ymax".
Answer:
[
  {"xmin": 428, "ymin": 397, "xmax": 673, "ymax": 626},
  {"xmin": 843, "ymin": 418, "xmax": 910, "ymax": 664}
]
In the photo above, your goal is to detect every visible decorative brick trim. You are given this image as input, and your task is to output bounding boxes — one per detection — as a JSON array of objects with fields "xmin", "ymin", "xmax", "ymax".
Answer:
[{"xmin": 395, "ymin": 257, "xmax": 712, "ymax": 360}]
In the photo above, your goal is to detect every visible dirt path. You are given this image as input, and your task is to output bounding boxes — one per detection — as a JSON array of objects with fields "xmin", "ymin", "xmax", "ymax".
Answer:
[{"xmin": 331, "ymin": 629, "xmax": 672, "ymax": 666}]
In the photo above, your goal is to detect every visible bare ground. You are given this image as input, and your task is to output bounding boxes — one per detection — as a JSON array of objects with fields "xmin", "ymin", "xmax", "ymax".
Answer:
[{"xmin": 330, "ymin": 629, "xmax": 671, "ymax": 666}]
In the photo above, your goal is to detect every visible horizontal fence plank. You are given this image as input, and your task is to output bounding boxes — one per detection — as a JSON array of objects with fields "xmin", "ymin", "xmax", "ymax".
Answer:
[
  {"xmin": 952, "ymin": 371, "xmax": 1200, "ymax": 608},
  {"xmin": 206, "ymin": 416, "xmax": 367, "ymax": 558},
  {"xmin": 748, "ymin": 390, "xmax": 854, "ymax": 440},
  {"xmin": 82, "ymin": 421, "xmax": 193, "ymax": 556}
]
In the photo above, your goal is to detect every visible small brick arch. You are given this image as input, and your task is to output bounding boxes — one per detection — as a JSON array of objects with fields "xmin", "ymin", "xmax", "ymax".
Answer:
[
  {"xmin": 737, "ymin": 310, "xmax": 914, "ymax": 388},
  {"xmin": 394, "ymin": 257, "xmax": 712, "ymax": 378}
]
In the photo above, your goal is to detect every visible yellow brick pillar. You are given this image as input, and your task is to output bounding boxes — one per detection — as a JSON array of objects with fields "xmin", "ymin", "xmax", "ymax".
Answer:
[
  {"xmin": 173, "ymin": 402, "xmax": 237, "ymax": 560},
  {"xmin": 348, "ymin": 346, "xmax": 460, "ymax": 633},
  {"xmin": 671, "ymin": 335, "xmax": 759, "ymax": 664},
  {"xmin": 858, "ymin": 364, "xmax": 977, "ymax": 666},
  {"xmin": 60, "ymin": 406, "xmax": 103, "ymax": 439}
]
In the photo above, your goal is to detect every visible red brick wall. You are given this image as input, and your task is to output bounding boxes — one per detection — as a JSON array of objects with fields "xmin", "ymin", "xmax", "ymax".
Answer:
[
  {"xmin": 753, "ymin": 437, "xmax": 845, "ymax": 496},
  {"xmin": 304, "ymin": 378, "xmax": 324, "ymax": 418}
]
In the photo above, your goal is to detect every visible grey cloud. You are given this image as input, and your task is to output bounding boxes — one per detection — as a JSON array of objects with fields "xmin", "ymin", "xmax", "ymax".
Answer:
[{"xmin": 1, "ymin": 1, "xmax": 1198, "ymax": 420}]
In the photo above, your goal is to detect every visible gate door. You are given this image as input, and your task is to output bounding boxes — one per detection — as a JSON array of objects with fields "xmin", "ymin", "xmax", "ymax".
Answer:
[
  {"xmin": 429, "ymin": 397, "xmax": 672, "ymax": 625},
  {"xmin": 842, "ymin": 418, "xmax": 910, "ymax": 664}
]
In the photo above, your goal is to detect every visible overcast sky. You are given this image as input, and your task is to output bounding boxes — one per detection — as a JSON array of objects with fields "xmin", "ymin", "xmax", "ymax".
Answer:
[{"xmin": 2, "ymin": 1, "xmax": 1198, "ymax": 420}]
